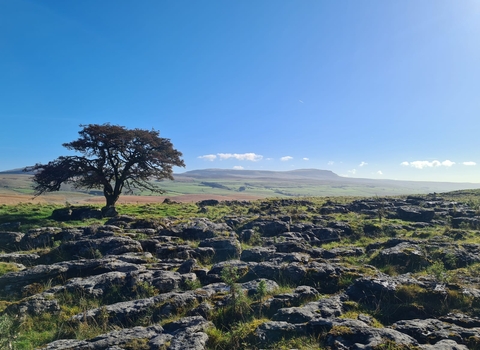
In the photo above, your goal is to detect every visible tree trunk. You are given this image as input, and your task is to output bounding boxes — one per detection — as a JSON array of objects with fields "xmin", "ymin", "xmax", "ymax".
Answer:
[
  {"xmin": 101, "ymin": 204, "xmax": 118, "ymax": 217},
  {"xmin": 105, "ymin": 194, "xmax": 118, "ymax": 207},
  {"xmin": 102, "ymin": 187, "xmax": 119, "ymax": 217}
]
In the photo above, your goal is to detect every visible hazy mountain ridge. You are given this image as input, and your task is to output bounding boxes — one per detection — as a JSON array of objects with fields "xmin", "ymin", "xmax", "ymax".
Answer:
[
  {"xmin": 176, "ymin": 168, "xmax": 480, "ymax": 186},
  {"xmin": 175, "ymin": 168, "xmax": 340, "ymax": 180}
]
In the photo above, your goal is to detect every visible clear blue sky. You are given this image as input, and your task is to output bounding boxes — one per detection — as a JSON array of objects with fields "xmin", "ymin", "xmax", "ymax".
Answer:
[{"xmin": 1, "ymin": 0, "xmax": 479, "ymax": 182}]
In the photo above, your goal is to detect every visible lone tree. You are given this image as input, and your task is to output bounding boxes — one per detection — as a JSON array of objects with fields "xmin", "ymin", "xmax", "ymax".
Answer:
[{"xmin": 25, "ymin": 124, "xmax": 185, "ymax": 213}]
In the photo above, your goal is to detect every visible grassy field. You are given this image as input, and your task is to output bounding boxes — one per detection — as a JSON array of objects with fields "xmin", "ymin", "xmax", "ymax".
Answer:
[
  {"xmin": 1, "ymin": 172, "xmax": 480, "ymax": 206},
  {"xmin": 156, "ymin": 178, "xmax": 464, "ymax": 197},
  {"xmin": 1, "ymin": 189, "xmax": 479, "ymax": 232}
]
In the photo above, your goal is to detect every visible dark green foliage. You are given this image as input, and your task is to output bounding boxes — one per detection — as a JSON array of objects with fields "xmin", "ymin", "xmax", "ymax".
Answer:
[{"xmin": 25, "ymin": 124, "xmax": 184, "ymax": 208}]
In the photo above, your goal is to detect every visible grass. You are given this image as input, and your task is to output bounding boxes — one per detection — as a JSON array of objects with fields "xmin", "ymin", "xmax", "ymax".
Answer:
[
  {"xmin": 0, "ymin": 262, "xmax": 20, "ymax": 276},
  {"xmin": 0, "ymin": 201, "xmax": 252, "ymax": 232},
  {"xmin": 267, "ymin": 334, "xmax": 324, "ymax": 350}
]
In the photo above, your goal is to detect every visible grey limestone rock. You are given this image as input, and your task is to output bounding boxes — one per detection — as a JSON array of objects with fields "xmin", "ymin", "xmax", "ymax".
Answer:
[
  {"xmin": 256, "ymin": 321, "xmax": 306, "ymax": 344},
  {"xmin": 242, "ymin": 219, "xmax": 290, "ymax": 237},
  {"xmin": 163, "ymin": 218, "xmax": 229, "ymax": 240},
  {"xmin": 0, "ymin": 258, "xmax": 142, "ymax": 296},
  {"xmin": 240, "ymin": 278, "xmax": 279, "ymax": 297},
  {"xmin": 272, "ymin": 294, "xmax": 345, "ymax": 324},
  {"xmin": 372, "ymin": 242, "xmax": 430, "ymax": 272},
  {"xmin": 0, "ymin": 231, "xmax": 24, "ymax": 251},
  {"xmin": 164, "ymin": 316, "xmax": 212, "ymax": 350},
  {"xmin": 419, "ymin": 339, "xmax": 468, "ymax": 350},
  {"xmin": 307, "ymin": 317, "xmax": 419, "ymax": 349},
  {"xmin": 48, "ymin": 236, "xmax": 143, "ymax": 261},
  {"xmin": 62, "ymin": 271, "xmax": 128, "ymax": 297},
  {"xmin": 198, "ymin": 237, "xmax": 241, "ymax": 262},
  {"xmin": 42, "ymin": 325, "xmax": 164, "ymax": 349},
  {"xmin": 393, "ymin": 318, "xmax": 480, "ymax": 345},
  {"xmin": 6, "ymin": 293, "xmax": 60, "ymax": 317},
  {"xmin": 240, "ymin": 246, "xmax": 276, "ymax": 262},
  {"xmin": 397, "ymin": 206, "xmax": 435, "ymax": 222},
  {"xmin": 0, "ymin": 253, "xmax": 39, "ymax": 266},
  {"xmin": 168, "ymin": 332, "xmax": 208, "ymax": 350}
]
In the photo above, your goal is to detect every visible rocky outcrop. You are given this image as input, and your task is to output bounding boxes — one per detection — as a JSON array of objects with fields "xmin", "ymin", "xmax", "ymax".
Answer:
[
  {"xmin": 393, "ymin": 318, "xmax": 480, "ymax": 346},
  {"xmin": 397, "ymin": 206, "xmax": 435, "ymax": 222},
  {"xmin": 161, "ymin": 218, "xmax": 230, "ymax": 240},
  {"xmin": 3, "ymin": 195, "xmax": 480, "ymax": 349},
  {"xmin": 0, "ymin": 231, "xmax": 24, "ymax": 251},
  {"xmin": 198, "ymin": 237, "xmax": 241, "ymax": 262},
  {"xmin": 43, "ymin": 325, "xmax": 166, "ymax": 349}
]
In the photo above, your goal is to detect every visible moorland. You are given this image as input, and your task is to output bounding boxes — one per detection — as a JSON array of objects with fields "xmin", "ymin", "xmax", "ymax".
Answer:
[
  {"xmin": 2, "ymin": 168, "xmax": 480, "ymax": 205},
  {"xmin": 2, "ymin": 189, "xmax": 480, "ymax": 349}
]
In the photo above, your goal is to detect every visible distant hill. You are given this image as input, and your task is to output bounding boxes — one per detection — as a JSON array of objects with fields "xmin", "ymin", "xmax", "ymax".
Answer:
[
  {"xmin": 173, "ymin": 168, "xmax": 480, "ymax": 196},
  {"xmin": 0, "ymin": 168, "xmax": 29, "ymax": 175},
  {"xmin": 175, "ymin": 168, "xmax": 340, "ymax": 180},
  {"xmin": 1, "ymin": 167, "xmax": 480, "ymax": 199}
]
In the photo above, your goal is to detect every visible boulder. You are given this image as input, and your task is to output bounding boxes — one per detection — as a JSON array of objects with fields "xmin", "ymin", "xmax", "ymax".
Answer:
[
  {"xmin": 0, "ymin": 258, "xmax": 142, "ymax": 296},
  {"xmin": 197, "ymin": 199, "xmax": 220, "ymax": 206},
  {"xmin": 272, "ymin": 294, "xmax": 345, "ymax": 324},
  {"xmin": 163, "ymin": 218, "xmax": 230, "ymax": 240},
  {"xmin": 178, "ymin": 258, "xmax": 199, "ymax": 274},
  {"xmin": 240, "ymin": 247, "xmax": 276, "ymax": 262},
  {"xmin": 240, "ymin": 279, "xmax": 279, "ymax": 297},
  {"xmin": 6, "ymin": 293, "xmax": 60, "ymax": 317},
  {"xmin": 0, "ymin": 232, "xmax": 24, "ymax": 251},
  {"xmin": 163, "ymin": 316, "xmax": 212, "ymax": 350},
  {"xmin": 43, "ymin": 325, "xmax": 164, "ymax": 349},
  {"xmin": 51, "ymin": 207, "xmax": 103, "ymax": 221},
  {"xmin": 308, "ymin": 227, "xmax": 342, "ymax": 243},
  {"xmin": 0, "ymin": 253, "xmax": 40, "ymax": 266},
  {"xmin": 451, "ymin": 217, "xmax": 480, "ymax": 229},
  {"xmin": 439, "ymin": 313, "xmax": 480, "ymax": 328},
  {"xmin": 70, "ymin": 292, "xmax": 201, "ymax": 327},
  {"xmin": 19, "ymin": 228, "xmax": 61, "ymax": 250},
  {"xmin": 397, "ymin": 206, "xmax": 435, "ymax": 222},
  {"xmin": 198, "ymin": 237, "xmax": 241, "ymax": 262},
  {"xmin": 256, "ymin": 321, "xmax": 306, "ymax": 344},
  {"xmin": 41, "ymin": 236, "xmax": 143, "ymax": 263},
  {"xmin": 393, "ymin": 318, "xmax": 480, "ymax": 345},
  {"xmin": 242, "ymin": 219, "xmax": 290, "ymax": 237},
  {"xmin": 62, "ymin": 271, "xmax": 128, "ymax": 297},
  {"xmin": 420, "ymin": 339, "xmax": 468, "ymax": 350},
  {"xmin": 371, "ymin": 242, "xmax": 430, "ymax": 272},
  {"xmin": 261, "ymin": 285, "xmax": 320, "ymax": 317}
]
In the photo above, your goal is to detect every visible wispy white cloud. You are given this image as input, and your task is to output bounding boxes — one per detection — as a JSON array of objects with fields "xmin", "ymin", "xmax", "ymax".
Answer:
[
  {"xmin": 303, "ymin": 157, "xmax": 309, "ymax": 161},
  {"xmin": 401, "ymin": 160, "xmax": 455, "ymax": 169},
  {"xmin": 299, "ymin": 100, "xmax": 304, "ymax": 103},
  {"xmin": 377, "ymin": 170, "xmax": 383, "ymax": 175},
  {"xmin": 463, "ymin": 161, "xmax": 476, "ymax": 166},
  {"xmin": 233, "ymin": 166, "xmax": 244, "ymax": 170},
  {"xmin": 359, "ymin": 161, "xmax": 368, "ymax": 167},
  {"xmin": 348, "ymin": 169, "xmax": 357, "ymax": 175},
  {"xmin": 327, "ymin": 161, "xmax": 334, "ymax": 165},
  {"xmin": 217, "ymin": 153, "xmax": 263, "ymax": 161},
  {"xmin": 281, "ymin": 156, "xmax": 293, "ymax": 161},
  {"xmin": 198, "ymin": 154, "xmax": 217, "ymax": 161}
]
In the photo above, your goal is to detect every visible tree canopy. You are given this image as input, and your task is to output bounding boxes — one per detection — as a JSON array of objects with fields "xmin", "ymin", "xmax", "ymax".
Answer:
[{"xmin": 25, "ymin": 124, "xmax": 185, "ymax": 211}]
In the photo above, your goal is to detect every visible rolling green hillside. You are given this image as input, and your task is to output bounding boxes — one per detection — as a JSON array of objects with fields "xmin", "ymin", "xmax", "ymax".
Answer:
[{"xmin": 1, "ymin": 168, "xmax": 480, "ymax": 200}]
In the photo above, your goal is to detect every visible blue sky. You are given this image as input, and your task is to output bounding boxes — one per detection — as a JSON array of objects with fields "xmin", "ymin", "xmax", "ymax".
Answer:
[{"xmin": 1, "ymin": 1, "xmax": 480, "ymax": 182}]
